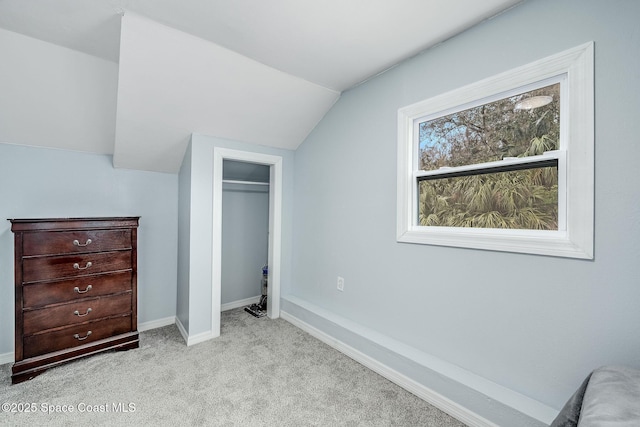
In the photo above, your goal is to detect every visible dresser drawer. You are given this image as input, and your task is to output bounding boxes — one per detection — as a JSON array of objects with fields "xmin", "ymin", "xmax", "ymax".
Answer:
[
  {"xmin": 23, "ymin": 315, "xmax": 133, "ymax": 359},
  {"xmin": 23, "ymin": 271, "xmax": 133, "ymax": 308},
  {"xmin": 22, "ymin": 251, "xmax": 132, "ymax": 283},
  {"xmin": 22, "ymin": 229, "xmax": 132, "ymax": 256},
  {"xmin": 23, "ymin": 293, "xmax": 132, "ymax": 335}
]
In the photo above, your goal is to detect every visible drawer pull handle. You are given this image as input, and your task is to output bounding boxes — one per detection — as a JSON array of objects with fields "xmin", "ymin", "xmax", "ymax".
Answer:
[
  {"xmin": 73, "ymin": 285, "xmax": 93, "ymax": 294},
  {"xmin": 73, "ymin": 238, "xmax": 92, "ymax": 247},
  {"xmin": 73, "ymin": 308, "xmax": 92, "ymax": 317},
  {"xmin": 73, "ymin": 331, "xmax": 92, "ymax": 341},
  {"xmin": 73, "ymin": 262, "xmax": 92, "ymax": 270}
]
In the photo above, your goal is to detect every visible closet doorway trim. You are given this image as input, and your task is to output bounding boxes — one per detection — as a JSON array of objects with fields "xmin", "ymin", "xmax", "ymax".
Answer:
[{"xmin": 212, "ymin": 147, "xmax": 283, "ymax": 335}]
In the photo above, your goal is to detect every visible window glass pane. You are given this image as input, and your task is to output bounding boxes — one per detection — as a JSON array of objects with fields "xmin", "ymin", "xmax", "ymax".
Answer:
[
  {"xmin": 418, "ymin": 166, "xmax": 558, "ymax": 230},
  {"xmin": 419, "ymin": 83, "xmax": 560, "ymax": 171}
]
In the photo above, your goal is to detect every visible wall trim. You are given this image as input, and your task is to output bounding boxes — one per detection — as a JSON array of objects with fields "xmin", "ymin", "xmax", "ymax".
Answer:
[
  {"xmin": 0, "ymin": 352, "xmax": 12, "ymax": 365},
  {"xmin": 176, "ymin": 316, "xmax": 215, "ymax": 347},
  {"xmin": 139, "ymin": 316, "xmax": 176, "ymax": 332},
  {"xmin": 212, "ymin": 147, "xmax": 284, "ymax": 340},
  {"xmin": 281, "ymin": 295, "xmax": 557, "ymax": 426},
  {"xmin": 280, "ymin": 310, "xmax": 497, "ymax": 427},
  {"xmin": 187, "ymin": 330, "xmax": 216, "ymax": 347},
  {"xmin": 221, "ymin": 296, "xmax": 260, "ymax": 312},
  {"xmin": 175, "ymin": 316, "xmax": 189, "ymax": 345}
]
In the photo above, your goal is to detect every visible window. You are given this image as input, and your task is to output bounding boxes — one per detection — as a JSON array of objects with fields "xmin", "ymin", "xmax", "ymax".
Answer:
[{"xmin": 397, "ymin": 43, "xmax": 593, "ymax": 259}]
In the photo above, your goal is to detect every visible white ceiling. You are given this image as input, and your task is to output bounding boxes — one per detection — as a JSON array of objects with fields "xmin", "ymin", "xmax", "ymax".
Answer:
[
  {"xmin": 113, "ymin": 12, "xmax": 340, "ymax": 172},
  {"xmin": 0, "ymin": 0, "xmax": 522, "ymax": 172}
]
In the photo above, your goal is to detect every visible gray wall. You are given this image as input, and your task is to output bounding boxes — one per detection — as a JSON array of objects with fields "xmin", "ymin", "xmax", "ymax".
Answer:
[
  {"xmin": 177, "ymin": 140, "xmax": 193, "ymax": 331},
  {"xmin": 0, "ymin": 143, "xmax": 179, "ymax": 357},
  {"xmin": 177, "ymin": 134, "xmax": 295, "ymax": 337},
  {"xmin": 289, "ymin": 0, "xmax": 640, "ymax": 424},
  {"xmin": 221, "ymin": 183, "xmax": 269, "ymax": 304}
]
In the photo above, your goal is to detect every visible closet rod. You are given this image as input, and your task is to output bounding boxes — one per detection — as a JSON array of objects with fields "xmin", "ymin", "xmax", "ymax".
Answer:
[{"xmin": 222, "ymin": 179, "xmax": 269, "ymax": 186}]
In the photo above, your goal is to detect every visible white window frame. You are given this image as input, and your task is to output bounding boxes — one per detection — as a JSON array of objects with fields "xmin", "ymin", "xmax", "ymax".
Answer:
[{"xmin": 397, "ymin": 42, "xmax": 594, "ymax": 259}]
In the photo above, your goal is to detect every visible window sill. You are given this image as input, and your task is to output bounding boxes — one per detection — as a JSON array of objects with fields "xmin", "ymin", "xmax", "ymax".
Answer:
[{"xmin": 397, "ymin": 227, "xmax": 592, "ymax": 259}]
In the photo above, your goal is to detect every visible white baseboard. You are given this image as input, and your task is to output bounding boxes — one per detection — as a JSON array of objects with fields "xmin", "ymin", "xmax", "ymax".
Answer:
[
  {"xmin": 0, "ymin": 351, "xmax": 12, "ymax": 365},
  {"xmin": 139, "ymin": 316, "xmax": 176, "ymax": 332},
  {"xmin": 281, "ymin": 295, "xmax": 557, "ymax": 426},
  {"xmin": 175, "ymin": 316, "xmax": 216, "ymax": 347},
  {"xmin": 221, "ymin": 295, "xmax": 260, "ymax": 312},
  {"xmin": 175, "ymin": 316, "xmax": 189, "ymax": 344},
  {"xmin": 280, "ymin": 310, "xmax": 498, "ymax": 427},
  {"xmin": 186, "ymin": 330, "xmax": 216, "ymax": 346}
]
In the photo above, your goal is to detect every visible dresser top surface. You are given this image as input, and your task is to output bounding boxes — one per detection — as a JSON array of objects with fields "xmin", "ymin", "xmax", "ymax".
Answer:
[{"xmin": 8, "ymin": 217, "xmax": 140, "ymax": 232}]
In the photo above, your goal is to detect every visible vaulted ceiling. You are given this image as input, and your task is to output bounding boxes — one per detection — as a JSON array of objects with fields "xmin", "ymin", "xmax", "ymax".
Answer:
[{"xmin": 0, "ymin": 0, "xmax": 522, "ymax": 173}]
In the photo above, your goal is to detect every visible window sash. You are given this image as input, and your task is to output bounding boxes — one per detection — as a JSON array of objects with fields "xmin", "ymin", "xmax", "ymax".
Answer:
[
  {"xmin": 414, "ymin": 151, "xmax": 560, "ymax": 181},
  {"xmin": 413, "ymin": 150, "xmax": 565, "ymax": 232}
]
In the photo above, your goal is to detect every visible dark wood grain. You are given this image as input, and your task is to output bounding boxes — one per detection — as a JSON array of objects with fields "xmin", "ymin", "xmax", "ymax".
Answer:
[
  {"xmin": 14, "ymin": 232, "xmax": 24, "ymax": 362},
  {"xmin": 9, "ymin": 217, "xmax": 140, "ymax": 384},
  {"xmin": 23, "ymin": 229, "xmax": 132, "ymax": 256},
  {"xmin": 10, "ymin": 217, "xmax": 139, "ymax": 232},
  {"xmin": 23, "ymin": 315, "xmax": 132, "ymax": 359},
  {"xmin": 23, "ymin": 293, "xmax": 132, "ymax": 335},
  {"xmin": 23, "ymin": 271, "xmax": 133, "ymax": 308},
  {"xmin": 22, "ymin": 251, "xmax": 132, "ymax": 283}
]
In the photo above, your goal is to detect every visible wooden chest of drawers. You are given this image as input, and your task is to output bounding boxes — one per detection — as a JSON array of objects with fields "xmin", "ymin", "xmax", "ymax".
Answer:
[{"xmin": 10, "ymin": 217, "xmax": 140, "ymax": 384}]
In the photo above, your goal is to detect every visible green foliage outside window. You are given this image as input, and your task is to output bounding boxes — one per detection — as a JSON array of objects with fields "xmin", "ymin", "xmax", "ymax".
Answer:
[{"xmin": 418, "ymin": 84, "xmax": 560, "ymax": 230}]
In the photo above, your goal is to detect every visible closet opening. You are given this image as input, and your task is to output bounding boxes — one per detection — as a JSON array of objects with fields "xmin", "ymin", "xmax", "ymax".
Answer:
[
  {"xmin": 212, "ymin": 147, "xmax": 283, "ymax": 338},
  {"xmin": 221, "ymin": 160, "xmax": 270, "ymax": 318}
]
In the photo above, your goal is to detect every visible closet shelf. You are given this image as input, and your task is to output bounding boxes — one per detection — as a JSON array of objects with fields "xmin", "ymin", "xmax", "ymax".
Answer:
[{"xmin": 222, "ymin": 179, "xmax": 269, "ymax": 186}]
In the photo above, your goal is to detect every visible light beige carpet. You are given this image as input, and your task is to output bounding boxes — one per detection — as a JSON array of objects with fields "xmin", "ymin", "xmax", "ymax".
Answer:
[{"xmin": 0, "ymin": 308, "xmax": 465, "ymax": 426}]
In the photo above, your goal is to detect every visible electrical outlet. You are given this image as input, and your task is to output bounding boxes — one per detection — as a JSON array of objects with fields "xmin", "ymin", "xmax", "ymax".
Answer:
[{"xmin": 337, "ymin": 276, "xmax": 344, "ymax": 291}]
